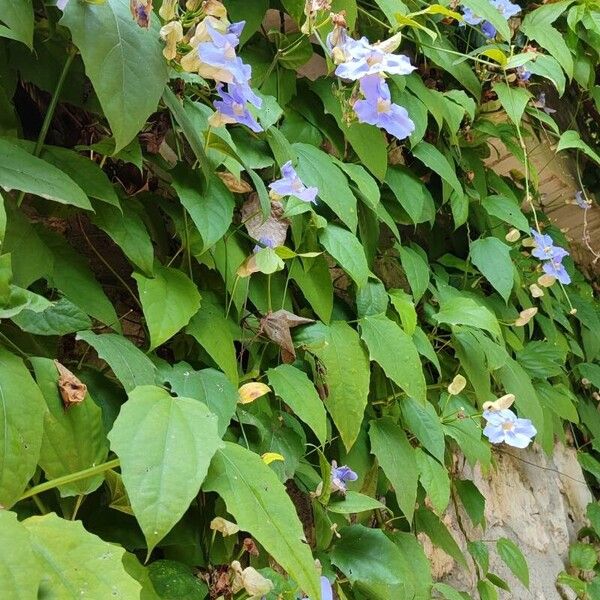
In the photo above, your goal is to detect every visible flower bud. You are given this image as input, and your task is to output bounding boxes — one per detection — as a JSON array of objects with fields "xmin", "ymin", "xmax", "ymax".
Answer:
[
  {"xmin": 514, "ymin": 307, "xmax": 537, "ymax": 326},
  {"xmin": 210, "ymin": 517, "xmax": 240, "ymax": 536},
  {"xmin": 505, "ymin": 228, "xmax": 520, "ymax": 243},
  {"xmin": 159, "ymin": 0, "xmax": 178, "ymax": 21},
  {"xmin": 160, "ymin": 21, "xmax": 184, "ymax": 60},
  {"xmin": 447, "ymin": 374, "xmax": 467, "ymax": 395},
  {"xmin": 529, "ymin": 283, "xmax": 544, "ymax": 298},
  {"xmin": 537, "ymin": 274, "xmax": 556, "ymax": 287}
]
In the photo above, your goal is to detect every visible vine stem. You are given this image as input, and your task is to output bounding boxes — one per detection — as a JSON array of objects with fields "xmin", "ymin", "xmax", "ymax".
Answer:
[
  {"xmin": 17, "ymin": 51, "xmax": 77, "ymax": 207},
  {"xmin": 19, "ymin": 458, "xmax": 120, "ymax": 501}
]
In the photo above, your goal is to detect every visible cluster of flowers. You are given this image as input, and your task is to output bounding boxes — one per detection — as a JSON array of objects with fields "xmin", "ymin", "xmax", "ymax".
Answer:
[
  {"xmin": 531, "ymin": 228, "xmax": 571, "ymax": 285},
  {"xmin": 328, "ymin": 25, "xmax": 416, "ymax": 140},
  {"xmin": 461, "ymin": 0, "xmax": 521, "ymax": 38},
  {"xmin": 159, "ymin": 0, "xmax": 263, "ymax": 132}
]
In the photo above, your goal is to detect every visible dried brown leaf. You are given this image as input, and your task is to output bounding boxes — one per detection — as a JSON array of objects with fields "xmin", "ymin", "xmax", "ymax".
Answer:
[
  {"xmin": 260, "ymin": 310, "xmax": 314, "ymax": 362},
  {"xmin": 54, "ymin": 360, "xmax": 87, "ymax": 409}
]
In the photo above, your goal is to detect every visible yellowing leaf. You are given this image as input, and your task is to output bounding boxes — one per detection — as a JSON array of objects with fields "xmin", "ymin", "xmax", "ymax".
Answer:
[
  {"xmin": 238, "ymin": 382, "xmax": 271, "ymax": 404},
  {"xmin": 480, "ymin": 48, "xmax": 508, "ymax": 66},
  {"xmin": 262, "ymin": 452, "xmax": 285, "ymax": 465}
]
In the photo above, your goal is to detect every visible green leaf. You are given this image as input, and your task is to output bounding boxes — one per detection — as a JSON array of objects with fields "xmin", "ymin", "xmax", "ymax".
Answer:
[
  {"xmin": 369, "ymin": 418, "xmax": 418, "ymax": 523},
  {"xmin": 172, "ymin": 169, "xmax": 235, "ymax": 254},
  {"xmin": 527, "ymin": 54, "xmax": 566, "ymax": 96},
  {"xmin": 0, "ymin": 511, "xmax": 40, "ymax": 598},
  {"xmin": 398, "ymin": 245, "xmax": 430, "ymax": 302},
  {"xmin": 492, "ymin": 83, "xmax": 531, "ymax": 126},
  {"xmin": 0, "ymin": 0, "xmax": 33, "ymax": 47},
  {"xmin": 12, "ymin": 297, "xmax": 92, "ymax": 335},
  {"xmin": 61, "ymin": 0, "xmax": 169, "ymax": 152},
  {"xmin": 204, "ymin": 442, "xmax": 320, "ymax": 599},
  {"xmin": 336, "ymin": 161, "xmax": 381, "ymax": 208},
  {"xmin": 267, "ymin": 364, "xmax": 327, "ymax": 445},
  {"xmin": 148, "ymin": 560, "xmax": 208, "ymax": 599},
  {"xmin": 186, "ymin": 302, "xmax": 238, "ymax": 384},
  {"xmin": 41, "ymin": 230, "xmax": 120, "ymax": 330},
  {"xmin": 389, "ymin": 289, "xmax": 417, "ymax": 335},
  {"xmin": 481, "ymin": 195, "xmax": 530, "ymax": 233},
  {"xmin": 0, "ymin": 347, "xmax": 45, "ymax": 508},
  {"xmin": 312, "ymin": 80, "xmax": 388, "ymax": 180},
  {"xmin": 76, "ymin": 331, "xmax": 157, "ymax": 392},
  {"xmin": 385, "ymin": 166, "xmax": 435, "ymax": 224},
  {"xmin": 412, "ymin": 142, "xmax": 463, "ymax": 197},
  {"xmin": 162, "ymin": 364, "xmax": 238, "ymax": 437},
  {"xmin": 0, "ymin": 137, "xmax": 91, "ymax": 209},
  {"xmin": 92, "ymin": 200, "xmax": 155, "ymax": 276},
  {"xmin": 415, "ymin": 507, "xmax": 468, "ymax": 568},
  {"xmin": 497, "ymin": 537, "xmax": 530, "ymax": 587},
  {"xmin": 293, "ymin": 143, "xmax": 358, "ymax": 232},
  {"xmin": 468, "ymin": 540, "xmax": 490, "ymax": 573},
  {"xmin": 401, "ymin": 397, "xmax": 445, "ymax": 463},
  {"xmin": 289, "ymin": 256, "xmax": 333, "ymax": 323},
  {"xmin": 470, "ymin": 237, "xmax": 514, "ymax": 302},
  {"xmin": 454, "ymin": 479, "xmax": 485, "ymax": 527},
  {"xmin": 38, "ymin": 144, "xmax": 119, "ymax": 207},
  {"xmin": 133, "ymin": 266, "xmax": 201, "ymax": 351},
  {"xmin": 162, "ymin": 90, "xmax": 211, "ymax": 180},
  {"xmin": 33, "ymin": 358, "xmax": 108, "ymax": 497},
  {"xmin": 319, "ymin": 225, "xmax": 370, "ymax": 288},
  {"xmin": 432, "ymin": 583, "xmax": 466, "ymax": 600},
  {"xmin": 331, "ymin": 525, "xmax": 406, "ymax": 586},
  {"xmin": 416, "ymin": 448, "xmax": 450, "ymax": 514},
  {"xmin": 223, "ymin": 0, "xmax": 268, "ymax": 44},
  {"xmin": 556, "ymin": 130, "xmax": 600, "ymax": 165},
  {"xmin": 521, "ymin": 1, "xmax": 574, "ymax": 77},
  {"xmin": 460, "ymin": 0, "xmax": 511, "ymax": 39},
  {"xmin": 308, "ymin": 322, "xmax": 370, "ymax": 451},
  {"xmin": 497, "ymin": 356, "xmax": 544, "ymax": 437},
  {"xmin": 356, "ymin": 280, "xmax": 389, "ymax": 317},
  {"xmin": 434, "ymin": 295, "xmax": 501, "ymax": 338},
  {"xmin": 328, "ymin": 491, "xmax": 386, "ymax": 514},
  {"xmin": 360, "ymin": 314, "xmax": 426, "ymax": 402},
  {"xmin": 24, "ymin": 513, "xmax": 141, "ymax": 598},
  {"xmin": 108, "ymin": 385, "xmax": 223, "ymax": 552}
]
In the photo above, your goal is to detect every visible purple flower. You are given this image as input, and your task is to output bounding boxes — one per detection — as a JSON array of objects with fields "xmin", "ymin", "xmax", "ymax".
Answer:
[
  {"xmin": 252, "ymin": 236, "xmax": 277, "ymax": 253},
  {"xmin": 517, "ymin": 66, "xmax": 531, "ymax": 82},
  {"xmin": 483, "ymin": 409, "xmax": 537, "ymax": 448},
  {"xmin": 334, "ymin": 36, "xmax": 415, "ymax": 80},
  {"xmin": 198, "ymin": 20, "xmax": 251, "ymax": 84},
  {"xmin": 542, "ymin": 258, "xmax": 571, "ymax": 285},
  {"xmin": 493, "ymin": 0, "xmax": 521, "ymax": 19},
  {"xmin": 212, "ymin": 83, "xmax": 263, "ymax": 132},
  {"xmin": 535, "ymin": 92, "xmax": 556, "ymax": 114},
  {"xmin": 481, "ymin": 21, "xmax": 497, "ymax": 38},
  {"xmin": 269, "ymin": 161, "xmax": 318, "ymax": 203},
  {"xmin": 331, "ymin": 461, "xmax": 358, "ymax": 493},
  {"xmin": 56, "ymin": 0, "xmax": 69, "ymax": 9},
  {"xmin": 575, "ymin": 191, "xmax": 590, "ymax": 210},
  {"xmin": 353, "ymin": 75, "xmax": 415, "ymax": 140},
  {"xmin": 462, "ymin": 7, "xmax": 483, "ymax": 25}
]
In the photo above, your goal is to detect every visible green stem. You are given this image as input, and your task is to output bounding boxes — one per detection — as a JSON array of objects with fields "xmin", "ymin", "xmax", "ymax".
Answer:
[
  {"xmin": 17, "ymin": 51, "xmax": 76, "ymax": 207},
  {"xmin": 19, "ymin": 459, "xmax": 120, "ymax": 501}
]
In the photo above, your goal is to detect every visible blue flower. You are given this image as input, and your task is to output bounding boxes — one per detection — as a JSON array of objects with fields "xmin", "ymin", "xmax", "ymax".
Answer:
[
  {"xmin": 269, "ymin": 161, "xmax": 318, "ymax": 203},
  {"xmin": 253, "ymin": 236, "xmax": 277, "ymax": 253},
  {"xmin": 334, "ymin": 36, "xmax": 415, "ymax": 80},
  {"xmin": 542, "ymin": 258, "xmax": 571, "ymax": 285},
  {"xmin": 575, "ymin": 191, "xmax": 590, "ymax": 210},
  {"xmin": 483, "ymin": 409, "xmax": 537, "ymax": 448},
  {"xmin": 56, "ymin": 0, "xmax": 69, "ymax": 9},
  {"xmin": 493, "ymin": 0, "xmax": 521, "ymax": 19},
  {"xmin": 481, "ymin": 21, "xmax": 497, "ymax": 38},
  {"xmin": 535, "ymin": 92, "xmax": 556, "ymax": 114},
  {"xmin": 353, "ymin": 75, "xmax": 415, "ymax": 140},
  {"xmin": 331, "ymin": 460, "xmax": 358, "ymax": 493},
  {"xmin": 212, "ymin": 83, "xmax": 263, "ymax": 132}
]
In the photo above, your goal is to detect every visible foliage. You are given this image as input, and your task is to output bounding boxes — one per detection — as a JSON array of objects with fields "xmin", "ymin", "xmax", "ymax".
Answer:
[{"xmin": 0, "ymin": 0, "xmax": 600, "ymax": 598}]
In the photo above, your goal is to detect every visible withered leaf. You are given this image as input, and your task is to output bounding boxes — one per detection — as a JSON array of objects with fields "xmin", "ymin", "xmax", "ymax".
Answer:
[
  {"xmin": 54, "ymin": 360, "xmax": 87, "ymax": 409},
  {"xmin": 241, "ymin": 194, "xmax": 289, "ymax": 248},
  {"xmin": 130, "ymin": 0, "xmax": 153, "ymax": 28},
  {"xmin": 218, "ymin": 171, "xmax": 253, "ymax": 193},
  {"xmin": 260, "ymin": 310, "xmax": 314, "ymax": 363}
]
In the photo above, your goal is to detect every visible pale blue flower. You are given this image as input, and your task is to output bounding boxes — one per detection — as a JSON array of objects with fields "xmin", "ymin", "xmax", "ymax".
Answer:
[
  {"xmin": 56, "ymin": 0, "xmax": 69, "ymax": 9},
  {"xmin": 461, "ymin": 0, "xmax": 520, "ymax": 38},
  {"xmin": 517, "ymin": 66, "xmax": 531, "ymax": 81},
  {"xmin": 213, "ymin": 83, "xmax": 263, "ymax": 132},
  {"xmin": 481, "ymin": 21, "xmax": 497, "ymax": 38},
  {"xmin": 302, "ymin": 577, "xmax": 333, "ymax": 600},
  {"xmin": 542, "ymin": 258, "xmax": 571, "ymax": 285},
  {"xmin": 334, "ymin": 36, "xmax": 415, "ymax": 80},
  {"xmin": 269, "ymin": 161, "xmax": 318, "ymax": 203},
  {"xmin": 530, "ymin": 229, "xmax": 568, "ymax": 262},
  {"xmin": 353, "ymin": 75, "xmax": 415, "ymax": 140},
  {"xmin": 483, "ymin": 409, "xmax": 536, "ymax": 448},
  {"xmin": 493, "ymin": 0, "xmax": 521, "ymax": 19},
  {"xmin": 331, "ymin": 460, "xmax": 357, "ymax": 493}
]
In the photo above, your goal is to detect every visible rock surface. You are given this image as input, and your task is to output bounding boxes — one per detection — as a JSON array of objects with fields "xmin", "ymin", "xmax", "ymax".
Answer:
[{"xmin": 426, "ymin": 443, "xmax": 592, "ymax": 599}]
